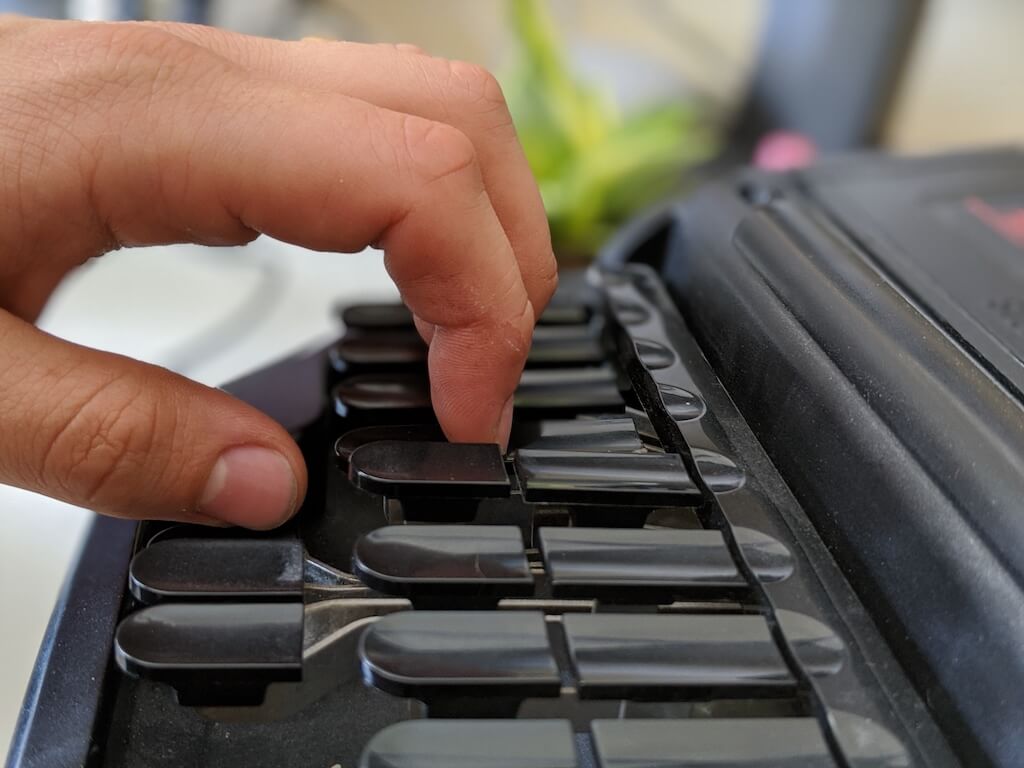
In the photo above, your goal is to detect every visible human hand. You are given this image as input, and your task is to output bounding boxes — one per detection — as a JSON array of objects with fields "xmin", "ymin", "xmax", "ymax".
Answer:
[{"xmin": 0, "ymin": 17, "xmax": 555, "ymax": 528}]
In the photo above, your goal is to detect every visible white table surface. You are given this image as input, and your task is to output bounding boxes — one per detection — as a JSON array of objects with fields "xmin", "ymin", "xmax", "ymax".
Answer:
[{"xmin": 0, "ymin": 239, "xmax": 396, "ymax": 758}]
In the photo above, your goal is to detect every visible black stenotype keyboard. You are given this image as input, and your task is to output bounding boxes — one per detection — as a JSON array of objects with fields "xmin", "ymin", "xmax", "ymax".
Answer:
[{"xmin": 9, "ymin": 149, "xmax": 1024, "ymax": 767}]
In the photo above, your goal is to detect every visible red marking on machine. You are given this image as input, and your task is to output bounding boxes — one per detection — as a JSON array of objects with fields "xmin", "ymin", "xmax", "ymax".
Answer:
[{"xmin": 965, "ymin": 196, "xmax": 1024, "ymax": 249}]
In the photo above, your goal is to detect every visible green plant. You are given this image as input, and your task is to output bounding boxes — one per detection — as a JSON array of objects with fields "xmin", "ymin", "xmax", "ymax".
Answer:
[{"xmin": 502, "ymin": 0, "xmax": 718, "ymax": 257}]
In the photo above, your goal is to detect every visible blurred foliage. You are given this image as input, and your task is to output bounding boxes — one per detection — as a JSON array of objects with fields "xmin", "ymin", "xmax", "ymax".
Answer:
[{"xmin": 502, "ymin": 0, "xmax": 718, "ymax": 257}]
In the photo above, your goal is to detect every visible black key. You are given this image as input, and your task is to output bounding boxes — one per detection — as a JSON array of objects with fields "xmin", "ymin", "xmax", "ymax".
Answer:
[
  {"xmin": 115, "ymin": 603, "xmax": 303, "ymax": 705},
  {"xmin": 531, "ymin": 323, "xmax": 593, "ymax": 342},
  {"xmin": 341, "ymin": 303, "xmax": 414, "ymax": 330},
  {"xmin": 562, "ymin": 613, "xmax": 794, "ymax": 699},
  {"xmin": 626, "ymin": 406, "xmax": 661, "ymax": 446},
  {"xmin": 360, "ymin": 720, "xmax": 577, "ymax": 768},
  {"xmin": 516, "ymin": 366, "xmax": 624, "ymax": 412},
  {"xmin": 332, "ymin": 324, "xmax": 601, "ymax": 375},
  {"xmin": 591, "ymin": 718, "xmax": 836, "ymax": 767},
  {"xmin": 349, "ymin": 441, "xmax": 510, "ymax": 499},
  {"xmin": 510, "ymin": 417, "xmax": 643, "ymax": 453},
  {"xmin": 527, "ymin": 325, "xmax": 605, "ymax": 367},
  {"xmin": 330, "ymin": 329, "xmax": 427, "ymax": 369},
  {"xmin": 129, "ymin": 538, "xmax": 304, "ymax": 604},
  {"xmin": 515, "ymin": 450, "xmax": 701, "ymax": 506},
  {"xmin": 539, "ymin": 527, "xmax": 743, "ymax": 597},
  {"xmin": 144, "ymin": 522, "xmax": 274, "ymax": 546},
  {"xmin": 335, "ymin": 424, "xmax": 445, "ymax": 467},
  {"xmin": 538, "ymin": 302, "xmax": 590, "ymax": 326},
  {"xmin": 333, "ymin": 373, "xmax": 432, "ymax": 421},
  {"xmin": 338, "ymin": 301, "xmax": 600, "ymax": 344},
  {"xmin": 335, "ymin": 367, "xmax": 625, "ymax": 421},
  {"xmin": 352, "ymin": 525, "xmax": 533, "ymax": 598},
  {"xmin": 360, "ymin": 611, "xmax": 560, "ymax": 704}
]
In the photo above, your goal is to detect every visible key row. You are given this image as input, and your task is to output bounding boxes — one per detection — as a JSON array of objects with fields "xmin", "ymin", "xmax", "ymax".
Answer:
[
  {"xmin": 348, "ymin": 440, "xmax": 703, "ymax": 507},
  {"xmin": 341, "ymin": 300, "xmax": 592, "ymax": 331},
  {"xmin": 116, "ymin": 605, "xmax": 844, "ymax": 710},
  {"xmin": 333, "ymin": 366, "xmax": 629, "ymax": 422},
  {"xmin": 331, "ymin": 324, "xmax": 606, "ymax": 374},
  {"xmin": 358, "ymin": 715, "xmax": 909, "ymax": 768},
  {"xmin": 361, "ymin": 609, "xmax": 842, "ymax": 706},
  {"xmin": 335, "ymin": 417, "xmax": 650, "ymax": 464},
  {"xmin": 337, "ymin": 421, "xmax": 744, "ymax": 490},
  {"xmin": 128, "ymin": 524, "xmax": 793, "ymax": 604}
]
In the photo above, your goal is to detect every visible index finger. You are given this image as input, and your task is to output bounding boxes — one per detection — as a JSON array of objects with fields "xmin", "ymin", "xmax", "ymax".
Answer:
[{"xmin": 149, "ymin": 24, "xmax": 559, "ymax": 318}]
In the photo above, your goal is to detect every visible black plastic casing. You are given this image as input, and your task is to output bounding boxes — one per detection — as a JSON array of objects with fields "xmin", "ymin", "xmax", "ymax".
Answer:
[{"xmin": 603, "ymin": 149, "xmax": 1024, "ymax": 767}]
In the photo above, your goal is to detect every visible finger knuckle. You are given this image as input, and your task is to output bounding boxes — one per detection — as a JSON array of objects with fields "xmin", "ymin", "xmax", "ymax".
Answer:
[
  {"xmin": 399, "ymin": 115, "xmax": 479, "ymax": 185},
  {"xmin": 471, "ymin": 265, "xmax": 535, "ymax": 347},
  {"xmin": 537, "ymin": 257, "xmax": 560, "ymax": 303},
  {"xmin": 55, "ymin": 23, "xmax": 228, "ymax": 111},
  {"xmin": 87, "ymin": 22, "xmax": 192, "ymax": 68},
  {"xmin": 441, "ymin": 59, "xmax": 515, "ymax": 131},
  {"xmin": 508, "ymin": 300, "xmax": 537, "ymax": 354},
  {"xmin": 40, "ymin": 374, "xmax": 160, "ymax": 504},
  {"xmin": 446, "ymin": 60, "xmax": 507, "ymax": 110}
]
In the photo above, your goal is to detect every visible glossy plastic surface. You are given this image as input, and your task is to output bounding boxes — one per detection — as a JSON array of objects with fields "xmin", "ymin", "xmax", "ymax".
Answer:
[
  {"xmin": 733, "ymin": 527, "xmax": 796, "ymax": 583},
  {"xmin": 633, "ymin": 338, "xmax": 677, "ymax": 370},
  {"xmin": 129, "ymin": 538, "xmax": 304, "ymax": 603},
  {"xmin": 539, "ymin": 526, "xmax": 743, "ymax": 592},
  {"xmin": 349, "ymin": 441, "xmax": 511, "ymax": 499},
  {"xmin": 515, "ymin": 449, "xmax": 700, "ymax": 505},
  {"xmin": 334, "ymin": 424, "xmax": 445, "ymax": 467},
  {"xmin": 510, "ymin": 417, "xmax": 644, "ymax": 453},
  {"xmin": 352, "ymin": 525, "xmax": 533, "ymax": 597},
  {"xmin": 337, "ymin": 367, "xmax": 624, "ymax": 420},
  {"xmin": 332, "ymin": 330, "xmax": 428, "ymax": 367},
  {"xmin": 655, "ymin": 382, "xmax": 705, "ymax": 420},
  {"xmin": 775, "ymin": 610, "xmax": 846, "ymax": 677},
  {"xmin": 562, "ymin": 613, "xmax": 795, "ymax": 698},
  {"xmin": 342, "ymin": 303, "xmax": 414, "ymax": 330},
  {"xmin": 342, "ymin": 300, "xmax": 591, "ymax": 330},
  {"xmin": 359, "ymin": 611, "xmax": 560, "ymax": 699},
  {"xmin": 591, "ymin": 718, "xmax": 835, "ymax": 767},
  {"xmin": 536, "ymin": 302, "xmax": 591, "ymax": 325},
  {"xmin": 515, "ymin": 366, "xmax": 624, "ymax": 412},
  {"xmin": 524, "ymin": 326, "xmax": 605, "ymax": 366},
  {"xmin": 115, "ymin": 602, "xmax": 303, "ymax": 705},
  {"xmin": 332, "ymin": 325, "xmax": 603, "ymax": 372},
  {"xmin": 360, "ymin": 720, "xmax": 577, "ymax": 768},
  {"xmin": 333, "ymin": 373, "xmax": 432, "ymax": 420},
  {"xmin": 691, "ymin": 448, "xmax": 746, "ymax": 492}
]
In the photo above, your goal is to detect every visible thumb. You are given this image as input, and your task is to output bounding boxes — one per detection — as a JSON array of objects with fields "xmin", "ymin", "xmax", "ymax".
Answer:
[{"xmin": 0, "ymin": 312, "xmax": 306, "ymax": 528}]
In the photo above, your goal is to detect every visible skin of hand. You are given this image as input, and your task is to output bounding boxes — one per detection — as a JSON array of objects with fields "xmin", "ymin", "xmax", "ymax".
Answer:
[{"xmin": 0, "ymin": 16, "xmax": 557, "ymax": 529}]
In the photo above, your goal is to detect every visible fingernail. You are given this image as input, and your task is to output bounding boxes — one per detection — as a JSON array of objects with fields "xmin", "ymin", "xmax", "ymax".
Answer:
[
  {"xmin": 495, "ymin": 395, "xmax": 515, "ymax": 452},
  {"xmin": 187, "ymin": 513, "xmax": 233, "ymax": 528},
  {"xmin": 200, "ymin": 446, "xmax": 298, "ymax": 529}
]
